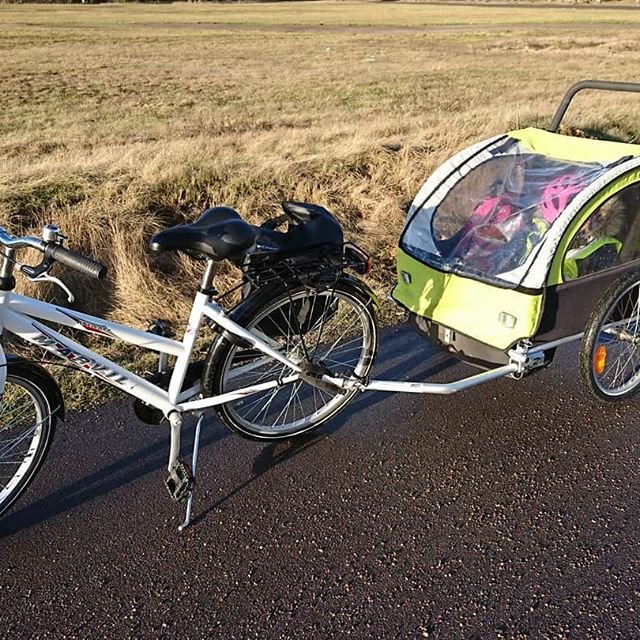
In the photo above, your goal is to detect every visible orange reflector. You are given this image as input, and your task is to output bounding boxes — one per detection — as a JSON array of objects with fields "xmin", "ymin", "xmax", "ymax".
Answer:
[{"xmin": 594, "ymin": 345, "xmax": 607, "ymax": 375}]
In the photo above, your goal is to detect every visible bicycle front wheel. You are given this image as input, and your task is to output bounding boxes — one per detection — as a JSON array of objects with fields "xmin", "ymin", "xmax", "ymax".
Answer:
[
  {"xmin": 0, "ymin": 372, "xmax": 56, "ymax": 519},
  {"xmin": 204, "ymin": 279, "xmax": 378, "ymax": 440}
]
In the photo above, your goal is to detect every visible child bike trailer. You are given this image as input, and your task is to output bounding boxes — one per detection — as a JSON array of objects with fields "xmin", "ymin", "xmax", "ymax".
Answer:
[{"xmin": 392, "ymin": 80, "xmax": 640, "ymax": 400}]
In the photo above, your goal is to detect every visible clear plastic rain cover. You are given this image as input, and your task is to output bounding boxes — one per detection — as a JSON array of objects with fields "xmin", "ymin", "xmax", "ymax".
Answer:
[{"xmin": 401, "ymin": 140, "xmax": 612, "ymax": 286}]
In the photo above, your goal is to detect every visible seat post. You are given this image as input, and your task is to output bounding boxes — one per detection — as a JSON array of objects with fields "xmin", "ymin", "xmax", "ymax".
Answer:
[{"xmin": 199, "ymin": 259, "xmax": 216, "ymax": 294}]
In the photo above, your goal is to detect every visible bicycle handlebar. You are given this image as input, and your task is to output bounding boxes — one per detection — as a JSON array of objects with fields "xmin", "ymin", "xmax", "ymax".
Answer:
[
  {"xmin": 0, "ymin": 228, "xmax": 46, "ymax": 252},
  {"xmin": 0, "ymin": 226, "xmax": 107, "ymax": 280},
  {"xmin": 45, "ymin": 244, "xmax": 107, "ymax": 280}
]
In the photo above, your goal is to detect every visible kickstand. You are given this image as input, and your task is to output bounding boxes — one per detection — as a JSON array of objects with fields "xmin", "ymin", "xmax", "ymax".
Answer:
[{"xmin": 178, "ymin": 413, "xmax": 205, "ymax": 532}]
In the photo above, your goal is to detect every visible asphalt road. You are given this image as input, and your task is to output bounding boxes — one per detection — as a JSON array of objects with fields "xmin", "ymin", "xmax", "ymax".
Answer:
[{"xmin": 1, "ymin": 325, "xmax": 639, "ymax": 639}]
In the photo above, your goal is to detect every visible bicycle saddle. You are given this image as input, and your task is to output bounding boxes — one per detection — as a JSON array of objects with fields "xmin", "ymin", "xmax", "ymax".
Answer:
[{"xmin": 150, "ymin": 207, "xmax": 256, "ymax": 261}]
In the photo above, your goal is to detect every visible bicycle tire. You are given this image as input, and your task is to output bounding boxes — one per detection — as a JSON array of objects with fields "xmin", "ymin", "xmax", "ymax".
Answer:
[
  {"xmin": 203, "ymin": 278, "xmax": 378, "ymax": 440},
  {"xmin": 0, "ymin": 370, "xmax": 56, "ymax": 519},
  {"xmin": 580, "ymin": 268, "xmax": 640, "ymax": 402}
]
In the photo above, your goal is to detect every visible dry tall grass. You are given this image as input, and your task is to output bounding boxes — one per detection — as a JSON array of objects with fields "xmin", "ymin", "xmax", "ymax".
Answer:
[{"xmin": 2, "ymin": 1, "xmax": 640, "ymax": 400}]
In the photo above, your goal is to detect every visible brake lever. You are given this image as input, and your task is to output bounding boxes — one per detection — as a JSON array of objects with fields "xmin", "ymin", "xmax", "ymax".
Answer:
[{"xmin": 19, "ymin": 266, "xmax": 75, "ymax": 303}]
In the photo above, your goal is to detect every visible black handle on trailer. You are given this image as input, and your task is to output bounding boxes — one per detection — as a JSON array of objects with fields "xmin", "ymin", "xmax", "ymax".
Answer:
[{"xmin": 549, "ymin": 80, "xmax": 640, "ymax": 133}]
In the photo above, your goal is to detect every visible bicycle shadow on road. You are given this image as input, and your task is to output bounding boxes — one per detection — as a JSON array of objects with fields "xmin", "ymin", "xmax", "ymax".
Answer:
[
  {"xmin": 0, "ymin": 328, "xmax": 456, "ymax": 535},
  {"xmin": 0, "ymin": 405, "xmax": 231, "ymax": 538},
  {"xmin": 192, "ymin": 332, "xmax": 457, "ymax": 526}
]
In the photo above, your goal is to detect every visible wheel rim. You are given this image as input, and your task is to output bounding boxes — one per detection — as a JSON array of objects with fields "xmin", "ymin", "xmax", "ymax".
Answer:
[
  {"xmin": 219, "ymin": 287, "xmax": 375, "ymax": 436},
  {"xmin": 0, "ymin": 377, "xmax": 46, "ymax": 507},
  {"xmin": 592, "ymin": 281, "xmax": 640, "ymax": 397}
]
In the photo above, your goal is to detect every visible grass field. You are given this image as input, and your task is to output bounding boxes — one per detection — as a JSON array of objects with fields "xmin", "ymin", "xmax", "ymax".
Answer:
[{"xmin": 3, "ymin": 0, "xmax": 640, "ymax": 402}]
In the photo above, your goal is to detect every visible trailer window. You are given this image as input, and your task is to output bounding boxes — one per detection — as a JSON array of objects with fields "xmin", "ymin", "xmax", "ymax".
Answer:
[
  {"xmin": 402, "ymin": 138, "xmax": 609, "ymax": 286},
  {"xmin": 563, "ymin": 184, "xmax": 640, "ymax": 280}
]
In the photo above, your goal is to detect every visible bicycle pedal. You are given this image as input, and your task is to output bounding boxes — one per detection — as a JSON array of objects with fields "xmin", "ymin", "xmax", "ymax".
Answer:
[{"xmin": 165, "ymin": 460, "xmax": 194, "ymax": 503}]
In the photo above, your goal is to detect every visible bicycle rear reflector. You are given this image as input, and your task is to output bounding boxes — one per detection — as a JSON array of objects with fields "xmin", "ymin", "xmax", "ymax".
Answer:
[{"xmin": 594, "ymin": 345, "xmax": 607, "ymax": 376}]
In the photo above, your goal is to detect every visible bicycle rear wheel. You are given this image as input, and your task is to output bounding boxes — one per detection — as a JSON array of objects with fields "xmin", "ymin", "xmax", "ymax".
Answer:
[
  {"xmin": 204, "ymin": 279, "xmax": 378, "ymax": 440},
  {"xmin": 0, "ymin": 372, "xmax": 56, "ymax": 519}
]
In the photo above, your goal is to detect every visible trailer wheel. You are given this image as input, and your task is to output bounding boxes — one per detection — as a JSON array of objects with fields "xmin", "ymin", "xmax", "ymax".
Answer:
[{"xmin": 580, "ymin": 269, "xmax": 640, "ymax": 401}]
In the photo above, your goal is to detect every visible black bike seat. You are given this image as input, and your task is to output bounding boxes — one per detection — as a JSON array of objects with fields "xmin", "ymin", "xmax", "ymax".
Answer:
[{"xmin": 150, "ymin": 207, "xmax": 256, "ymax": 261}]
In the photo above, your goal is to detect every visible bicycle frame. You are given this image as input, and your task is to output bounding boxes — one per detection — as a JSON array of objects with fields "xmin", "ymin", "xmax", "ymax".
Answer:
[
  {"xmin": 0, "ymin": 288, "xmax": 303, "ymax": 418},
  {"xmin": 0, "ymin": 246, "xmax": 343, "ymax": 529},
  {"xmin": 0, "ymin": 283, "xmax": 583, "ymax": 414}
]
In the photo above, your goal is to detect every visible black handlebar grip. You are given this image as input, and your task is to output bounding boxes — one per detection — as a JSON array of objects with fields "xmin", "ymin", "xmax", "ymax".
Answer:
[{"xmin": 46, "ymin": 245, "xmax": 107, "ymax": 280}]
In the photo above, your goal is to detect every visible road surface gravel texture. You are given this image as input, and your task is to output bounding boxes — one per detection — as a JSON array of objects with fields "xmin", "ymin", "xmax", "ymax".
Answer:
[{"xmin": 1, "ymin": 326, "xmax": 638, "ymax": 639}]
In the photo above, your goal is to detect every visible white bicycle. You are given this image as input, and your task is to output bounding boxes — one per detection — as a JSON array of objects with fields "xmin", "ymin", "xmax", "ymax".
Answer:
[{"xmin": 0, "ymin": 202, "xmax": 379, "ymax": 527}]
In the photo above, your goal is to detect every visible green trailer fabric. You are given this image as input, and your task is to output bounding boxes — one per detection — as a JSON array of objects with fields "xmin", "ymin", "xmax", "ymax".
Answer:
[
  {"xmin": 509, "ymin": 128, "xmax": 640, "ymax": 164},
  {"xmin": 393, "ymin": 250, "xmax": 543, "ymax": 350}
]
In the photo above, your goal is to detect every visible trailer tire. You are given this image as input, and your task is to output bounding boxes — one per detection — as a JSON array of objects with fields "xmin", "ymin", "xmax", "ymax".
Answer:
[{"xmin": 580, "ymin": 268, "xmax": 640, "ymax": 402}]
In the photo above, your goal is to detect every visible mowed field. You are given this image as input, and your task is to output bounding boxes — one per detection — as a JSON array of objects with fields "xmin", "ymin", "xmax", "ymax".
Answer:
[{"xmin": 2, "ymin": 1, "xmax": 640, "ymax": 395}]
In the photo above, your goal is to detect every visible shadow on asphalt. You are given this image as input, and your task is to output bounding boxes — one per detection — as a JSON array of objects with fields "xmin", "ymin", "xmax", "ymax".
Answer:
[
  {"xmin": 192, "ymin": 345, "xmax": 457, "ymax": 526},
  {"xmin": 0, "ymin": 412, "xmax": 230, "ymax": 537},
  {"xmin": 0, "ymin": 328, "xmax": 457, "ymax": 535}
]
